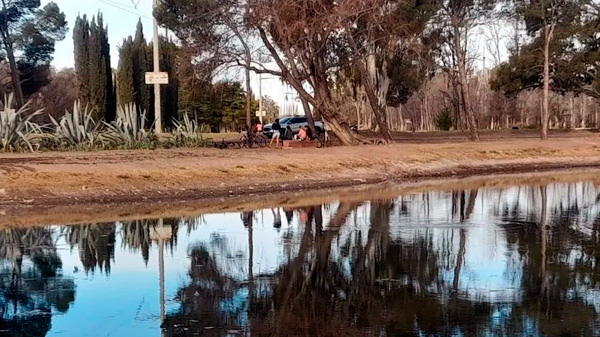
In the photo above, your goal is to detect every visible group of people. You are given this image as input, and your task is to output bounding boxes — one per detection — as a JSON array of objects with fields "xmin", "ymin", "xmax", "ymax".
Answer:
[{"xmin": 269, "ymin": 119, "xmax": 313, "ymax": 148}]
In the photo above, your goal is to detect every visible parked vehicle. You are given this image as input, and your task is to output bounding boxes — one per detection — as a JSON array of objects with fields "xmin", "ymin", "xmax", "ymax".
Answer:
[{"xmin": 263, "ymin": 116, "xmax": 325, "ymax": 138}]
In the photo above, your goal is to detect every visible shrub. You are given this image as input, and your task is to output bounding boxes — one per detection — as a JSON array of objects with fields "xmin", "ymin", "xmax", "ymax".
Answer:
[
  {"xmin": 50, "ymin": 101, "xmax": 101, "ymax": 148},
  {"xmin": 0, "ymin": 94, "xmax": 44, "ymax": 152},
  {"xmin": 103, "ymin": 104, "xmax": 157, "ymax": 149},
  {"xmin": 436, "ymin": 108, "xmax": 454, "ymax": 131},
  {"xmin": 168, "ymin": 114, "xmax": 211, "ymax": 147}
]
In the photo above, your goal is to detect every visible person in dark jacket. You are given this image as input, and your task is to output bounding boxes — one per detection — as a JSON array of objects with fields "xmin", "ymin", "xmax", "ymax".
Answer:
[{"xmin": 270, "ymin": 119, "xmax": 281, "ymax": 148}]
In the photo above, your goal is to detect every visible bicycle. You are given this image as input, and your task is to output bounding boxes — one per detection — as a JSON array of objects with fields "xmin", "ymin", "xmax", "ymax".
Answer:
[
  {"xmin": 240, "ymin": 131, "xmax": 267, "ymax": 148},
  {"xmin": 211, "ymin": 138, "xmax": 238, "ymax": 149}
]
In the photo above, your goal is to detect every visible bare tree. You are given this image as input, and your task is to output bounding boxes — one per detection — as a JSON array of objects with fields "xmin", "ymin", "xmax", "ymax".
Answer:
[
  {"xmin": 30, "ymin": 68, "xmax": 78, "ymax": 123},
  {"xmin": 435, "ymin": 0, "xmax": 494, "ymax": 141},
  {"xmin": 157, "ymin": 0, "xmax": 261, "ymax": 132},
  {"xmin": 483, "ymin": 20, "xmax": 506, "ymax": 68},
  {"xmin": 247, "ymin": 0, "xmax": 368, "ymax": 144}
]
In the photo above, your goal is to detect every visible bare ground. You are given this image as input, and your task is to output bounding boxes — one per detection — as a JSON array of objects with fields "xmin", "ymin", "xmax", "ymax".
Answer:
[{"xmin": 2, "ymin": 131, "xmax": 600, "ymax": 226}]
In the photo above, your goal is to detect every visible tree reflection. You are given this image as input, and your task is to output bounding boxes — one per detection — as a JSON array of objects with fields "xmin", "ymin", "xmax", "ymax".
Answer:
[
  {"xmin": 499, "ymin": 185, "xmax": 600, "ymax": 336},
  {"xmin": 0, "ymin": 227, "xmax": 75, "ymax": 336},
  {"xmin": 120, "ymin": 218, "xmax": 180, "ymax": 264},
  {"xmin": 162, "ymin": 245, "xmax": 243, "ymax": 337},
  {"xmin": 164, "ymin": 181, "xmax": 600, "ymax": 336},
  {"xmin": 4, "ymin": 180, "xmax": 600, "ymax": 336},
  {"xmin": 66, "ymin": 223, "xmax": 115, "ymax": 274}
]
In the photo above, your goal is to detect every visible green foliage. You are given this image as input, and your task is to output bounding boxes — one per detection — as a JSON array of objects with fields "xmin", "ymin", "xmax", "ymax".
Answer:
[
  {"xmin": 159, "ymin": 37, "xmax": 180, "ymax": 130},
  {"xmin": 73, "ymin": 13, "xmax": 115, "ymax": 121},
  {"xmin": 0, "ymin": 94, "xmax": 44, "ymax": 152},
  {"xmin": 74, "ymin": 15, "xmax": 91, "ymax": 104},
  {"xmin": 387, "ymin": 52, "xmax": 433, "ymax": 107},
  {"xmin": 491, "ymin": 0, "xmax": 595, "ymax": 98},
  {"xmin": 261, "ymin": 96, "xmax": 280, "ymax": 123},
  {"xmin": 117, "ymin": 21, "xmax": 155, "ymax": 126},
  {"xmin": 133, "ymin": 21, "xmax": 151, "ymax": 117},
  {"xmin": 1, "ymin": 1, "xmax": 67, "ymax": 102},
  {"xmin": 117, "ymin": 37, "xmax": 135, "ymax": 105},
  {"xmin": 168, "ymin": 114, "xmax": 211, "ymax": 147},
  {"xmin": 215, "ymin": 81, "xmax": 248, "ymax": 131},
  {"xmin": 49, "ymin": 101, "xmax": 100, "ymax": 147},
  {"xmin": 436, "ymin": 108, "xmax": 454, "ymax": 131},
  {"xmin": 103, "ymin": 104, "xmax": 157, "ymax": 149},
  {"xmin": 178, "ymin": 68, "xmax": 250, "ymax": 132}
]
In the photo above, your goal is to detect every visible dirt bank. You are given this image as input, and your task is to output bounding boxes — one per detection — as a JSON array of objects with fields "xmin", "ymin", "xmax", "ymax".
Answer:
[{"xmin": 1, "ymin": 135, "xmax": 600, "ymax": 225}]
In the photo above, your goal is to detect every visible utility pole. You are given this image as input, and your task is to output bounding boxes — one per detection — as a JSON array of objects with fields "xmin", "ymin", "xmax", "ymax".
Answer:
[
  {"xmin": 258, "ymin": 73, "xmax": 263, "ymax": 125},
  {"xmin": 152, "ymin": 0, "xmax": 162, "ymax": 134}
]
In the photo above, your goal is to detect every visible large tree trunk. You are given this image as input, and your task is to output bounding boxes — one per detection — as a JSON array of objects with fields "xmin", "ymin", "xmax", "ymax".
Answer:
[
  {"xmin": 363, "ymin": 83, "xmax": 393, "ymax": 142},
  {"xmin": 361, "ymin": 57, "xmax": 393, "ymax": 143},
  {"xmin": 4, "ymin": 39, "xmax": 24, "ymax": 107},
  {"xmin": 300, "ymin": 96, "xmax": 316, "ymax": 133},
  {"xmin": 313, "ymin": 81, "xmax": 365, "ymax": 145},
  {"xmin": 322, "ymin": 114, "xmax": 363, "ymax": 145},
  {"xmin": 256, "ymin": 27, "xmax": 363, "ymax": 146},
  {"xmin": 541, "ymin": 24, "xmax": 555, "ymax": 140},
  {"xmin": 453, "ymin": 25, "xmax": 479, "ymax": 141}
]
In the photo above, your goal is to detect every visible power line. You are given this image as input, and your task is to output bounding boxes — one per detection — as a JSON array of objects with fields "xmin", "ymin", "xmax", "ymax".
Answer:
[
  {"xmin": 102, "ymin": 0, "xmax": 138, "ymax": 10},
  {"xmin": 97, "ymin": 0, "xmax": 152, "ymax": 20}
]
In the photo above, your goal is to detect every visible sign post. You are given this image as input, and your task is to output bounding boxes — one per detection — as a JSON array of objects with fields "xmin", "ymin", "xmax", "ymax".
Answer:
[
  {"xmin": 146, "ymin": 72, "xmax": 168, "ymax": 135},
  {"xmin": 145, "ymin": 72, "xmax": 169, "ymax": 85}
]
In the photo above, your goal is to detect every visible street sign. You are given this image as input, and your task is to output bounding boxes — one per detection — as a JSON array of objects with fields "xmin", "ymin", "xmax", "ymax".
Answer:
[
  {"xmin": 150, "ymin": 224, "xmax": 173, "ymax": 241},
  {"xmin": 255, "ymin": 110, "xmax": 266, "ymax": 117},
  {"xmin": 145, "ymin": 72, "xmax": 169, "ymax": 85}
]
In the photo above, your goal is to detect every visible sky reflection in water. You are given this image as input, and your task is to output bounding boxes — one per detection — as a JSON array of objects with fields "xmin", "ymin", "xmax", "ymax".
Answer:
[{"xmin": 1, "ymin": 180, "xmax": 600, "ymax": 336}]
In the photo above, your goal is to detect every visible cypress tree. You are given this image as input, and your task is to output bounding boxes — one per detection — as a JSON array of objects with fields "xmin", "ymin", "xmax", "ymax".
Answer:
[
  {"xmin": 133, "ymin": 20, "xmax": 151, "ymax": 116},
  {"xmin": 73, "ymin": 13, "xmax": 115, "ymax": 121},
  {"xmin": 160, "ymin": 37, "xmax": 179, "ymax": 130},
  {"xmin": 117, "ymin": 37, "xmax": 135, "ymax": 105},
  {"xmin": 145, "ymin": 43, "xmax": 155, "ymax": 126},
  {"xmin": 100, "ymin": 15, "xmax": 116, "ymax": 122},
  {"xmin": 88, "ymin": 17, "xmax": 106, "ymax": 120},
  {"xmin": 73, "ymin": 15, "xmax": 90, "ymax": 105}
]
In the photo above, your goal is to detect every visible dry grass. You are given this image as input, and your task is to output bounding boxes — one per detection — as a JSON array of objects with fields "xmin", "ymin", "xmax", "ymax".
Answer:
[{"xmin": 1, "ymin": 135, "xmax": 600, "ymax": 212}]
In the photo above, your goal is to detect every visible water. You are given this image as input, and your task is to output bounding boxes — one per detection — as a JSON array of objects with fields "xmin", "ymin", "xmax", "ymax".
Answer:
[{"xmin": 2, "ymin": 179, "xmax": 600, "ymax": 336}]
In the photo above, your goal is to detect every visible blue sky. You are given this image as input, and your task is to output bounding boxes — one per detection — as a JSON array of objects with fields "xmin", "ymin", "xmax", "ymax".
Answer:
[{"xmin": 47, "ymin": 0, "xmax": 154, "ymax": 70}]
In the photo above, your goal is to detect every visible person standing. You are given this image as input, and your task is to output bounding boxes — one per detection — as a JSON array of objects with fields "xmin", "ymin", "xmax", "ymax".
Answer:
[{"xmin": 270, "ymin": 119, "xmax": 281, "ymax": 148}]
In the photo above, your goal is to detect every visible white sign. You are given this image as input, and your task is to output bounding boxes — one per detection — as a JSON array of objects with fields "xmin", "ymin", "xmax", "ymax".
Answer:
[
  {"xmin": 145, "ymin": 72, "xmax": 169, "ymax": 85},
  {"xmin": 255, "ymin": 110, "xmax": 266, "ymax": 117},
  {"xmin": 149, "ymin": 225, "xmax": 173, "ymax": 241}
]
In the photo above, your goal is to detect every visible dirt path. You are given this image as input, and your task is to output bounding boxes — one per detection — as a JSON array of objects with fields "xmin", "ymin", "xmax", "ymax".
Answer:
[{"xmin": 1, "ymin": 135, "xmax": 600, "ymax": 220}]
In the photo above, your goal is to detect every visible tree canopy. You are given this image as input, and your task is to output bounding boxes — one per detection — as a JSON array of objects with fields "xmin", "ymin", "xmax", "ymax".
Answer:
[
  {"xmin": 491, "ymin": 1, "xmax": 597, "ymax": 95},
  {"xmin": 0, "ymin": 0, "xmax": 67, "ymax": 106}
]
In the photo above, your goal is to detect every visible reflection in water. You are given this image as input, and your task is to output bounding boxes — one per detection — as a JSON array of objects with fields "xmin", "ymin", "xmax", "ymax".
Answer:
[
  {"xmin": 1, "ymin": 180, "xmax": 600, "ymax": 336},
  {"xmin": 66, "ymin": 224, "xmax": 115, "ymax": 274},
  {"xmin": 0, "ymin": 227, "xmax": 75, "ymax": 336}
]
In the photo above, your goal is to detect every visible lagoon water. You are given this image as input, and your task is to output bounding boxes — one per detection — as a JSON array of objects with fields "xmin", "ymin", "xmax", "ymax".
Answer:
[{"xmin": 2, "ymin": 179, "xmax": 600, "ymax": 336}]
